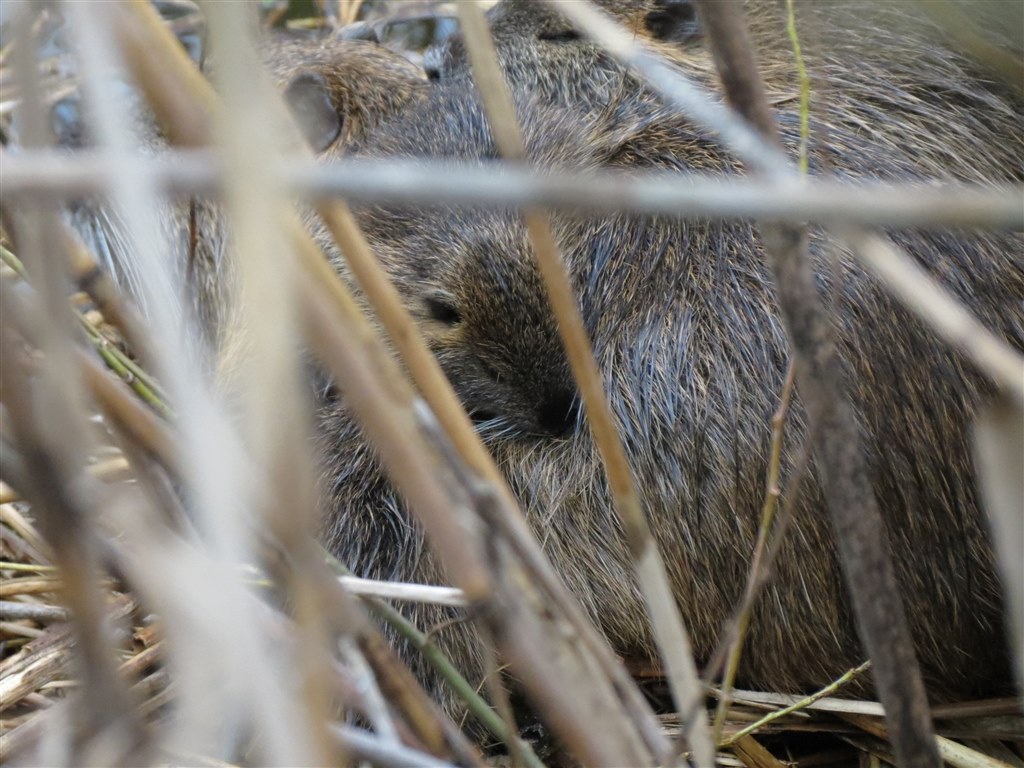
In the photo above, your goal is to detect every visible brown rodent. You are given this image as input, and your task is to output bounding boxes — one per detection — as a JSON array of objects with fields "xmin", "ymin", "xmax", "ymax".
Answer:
[
  {"xmin": 263, "ymin": 34, "xmax": 426, "ymax": 157},
  {"xmin": 424, "ymin": 0, "xmax": 704, "ymax": 100},
  {"xmin": 316, "ymin": 0, "xmax": 1023, "ymax": 721},
  {"xmin": 59, "ymin": 32, "xmax": 426, "ymax": 348}
]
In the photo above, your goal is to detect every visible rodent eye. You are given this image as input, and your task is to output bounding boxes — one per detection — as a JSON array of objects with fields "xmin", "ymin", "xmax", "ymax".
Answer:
[
  {"xmin": 537, "ymin": 29, "xmax": 581, "ymax": 43},
  {"xmin": 423, "ymin": 290, "xmax": 462, "ymax": 326}
]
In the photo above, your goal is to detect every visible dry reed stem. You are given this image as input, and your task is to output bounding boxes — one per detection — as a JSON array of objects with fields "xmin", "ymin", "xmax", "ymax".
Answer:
[
  {"xmin": 692, "ymin": 3, "xmax": 938, "ymax": 767},
  {"xmin": 713, "ymin": 364, "xmax": 796, "ymax": 742},
  {"xmin": 835, "ymin": 226, "xmax": 1024, "ymax": 405},
  {"xmin": 972, "ymin": 398, "xmax": 1024, "ymax": 703},
  {"xmin": 0, "ymin": 602, "xmax": 68, "ymax": 623},
  {"xmin": 730, "ymin": 733, "xmax": 790, "ymax": 768},
  {"xmin": 455, "ymin": 2, "xmax": 711, "ymax": 765},
  {"xmin": 108, "ymin": 3, "xmax": 669, "ymax": 762},
  {"xmin": 64, "ymin": 4, "xmax": 340, "ymax": 760},
  {"xmin": 2, "ymin": 19, "xmax": 144, "ymax": 756},
  {"xmin": 0, "ymin": 505, "xmax": 51, "ymax": 563},
  {"xmin": 337, "ymin": 576, "xmax": 465, "ymax": 606},
  {"xmin": 839, "ymin": 713, "xmax": 1014, "ymax": 768},
  {"xmin": 8, "ymin": 148, "xmax": 1023, "ymax": 231},
  {"xmin": 202, "ymin": 3, "xmax": 338, "ymax": 763},
  {"xmin": 478, "ymin": 622, "xmax": 527, "ymax": 768},
  {"xmin": 723, "ymin": 661, "xmax": 871, "ymax": 747}
]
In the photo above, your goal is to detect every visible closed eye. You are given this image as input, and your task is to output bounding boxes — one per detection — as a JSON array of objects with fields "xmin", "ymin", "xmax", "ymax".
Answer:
[
  {"xmin": 537, "ymin": 29, "xmax": 581, "ymax": 43},
  {"xmin": 424, "ymin": 291, "xmax": 462, "ymax": 325}
]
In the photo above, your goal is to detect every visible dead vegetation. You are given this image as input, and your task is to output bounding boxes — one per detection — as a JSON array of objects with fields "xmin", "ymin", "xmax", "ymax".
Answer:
[{"xmin": 0, "ymin": 1, "xmax": 1021, "ymax": 766}]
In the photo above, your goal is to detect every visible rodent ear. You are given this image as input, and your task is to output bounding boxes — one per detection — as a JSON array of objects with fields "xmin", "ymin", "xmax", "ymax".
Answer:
[
  {"xmin": 283, "ymin": 72, "xmax": 343, "ymax": 154},
  {"xmin": 422, "ymin": 289, "xmax": 462, "ymax": 326},
  {"xmin": 643, "ymin": 0, "xmax": 701, "ymax": 44}
]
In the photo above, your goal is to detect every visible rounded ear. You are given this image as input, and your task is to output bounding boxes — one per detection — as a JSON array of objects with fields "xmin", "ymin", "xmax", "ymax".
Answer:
[
  {"xmin": 283, "ymin": 72, "xmax": 343, "ymax": 154},
  {"xmin": 644, "ymin": 0, "xmax": 702, "ymax": 44}
]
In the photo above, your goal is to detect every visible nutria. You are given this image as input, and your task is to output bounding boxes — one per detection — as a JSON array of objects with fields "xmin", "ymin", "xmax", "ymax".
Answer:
[
  {"xmin": 262, "ymin": 34, "xmax": 427, "ymax": 157},
  {"xmin": 59, "ymin": 32, "xmax": 426, "ymax": 347},
  {"xmin": 424, "ymin": 0, "xmax": 704, "ymax": 100},
  {"xmin": 316, "ymin": 0, "xmax": 1023, "ymax": 721}
]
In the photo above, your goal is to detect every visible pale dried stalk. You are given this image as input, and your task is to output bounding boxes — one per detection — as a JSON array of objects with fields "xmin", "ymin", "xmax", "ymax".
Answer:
[
  {"xmin": 455, "ymin": 3, "xmax": 712, "ymax": 765},
  {"xmin": 338, "ymin": 576, "xmax": 466, "ymax": 607},
  {"xmin": 835, "ymin": 227, "xmax": 1024, "ymax": 404},
  {"xmin": 109, "ymin": 3, "xmax": 669, "ymax": 763},
  {"xmin": 201, "ymin": 2, "xmax": 337, "ymax": 763},
  {"xmin": 66, "ymin": 3, "xmax": 319, "ymax": 760},
  {"xmin": 972, "ymin": 398, "xmax": 1024, "ymax": 703},
  {"xmin": 5, "ymin": 149, "xmax": 1024, "ymax": 231},
  {"xmin": 3, "ymin": 10, "xmax": 142, "ymax": 759}
]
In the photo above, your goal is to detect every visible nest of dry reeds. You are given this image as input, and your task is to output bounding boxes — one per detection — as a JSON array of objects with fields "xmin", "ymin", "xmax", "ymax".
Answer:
[{"xmin": 0, "ymin": 1, "xmax": 1021, "ymax": 766}]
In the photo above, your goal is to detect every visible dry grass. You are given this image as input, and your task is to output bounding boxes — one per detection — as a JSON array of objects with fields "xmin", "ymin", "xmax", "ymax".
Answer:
[{"xmin": 0, "ymin": 1, "xmax": 1021, "ymax": 766}]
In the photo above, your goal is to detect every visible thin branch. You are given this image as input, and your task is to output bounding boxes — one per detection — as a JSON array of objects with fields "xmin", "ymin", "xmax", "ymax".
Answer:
[
  {"xmin": 338, "ymin": 576, "xmax": 466, "ymax": 607},
  {"xmin": 722, "ymin": 661, "xmax": 871, "ymax": 746},
  {"xmin": 712, "ymin": 364, "xmax": 795, "ymax": 742},
  {"xmin": 109, "ymin": 3, "xmax": 669, "ymax": 763},
  {"xmin": 455, "ymin": 3, "xmax": 711, "ymax": 765},
  {"xmin": 4, "ymin": 150, "xmax": 1022, "ymax": 231},
  {"xmin": 691, "ymin": 3, "xmax": 939, "ymax": 767}
]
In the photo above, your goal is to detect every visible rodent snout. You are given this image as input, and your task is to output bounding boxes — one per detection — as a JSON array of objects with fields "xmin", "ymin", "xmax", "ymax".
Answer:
[{"xmin": 535, "ymin": 389, "xmax": 580, "ymax": 437}]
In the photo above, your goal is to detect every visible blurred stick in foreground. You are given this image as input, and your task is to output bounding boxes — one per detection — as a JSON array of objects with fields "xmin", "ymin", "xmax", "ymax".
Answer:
[{"xmin": 108, "ymin": 0, "xmax": 670, "ymax": 763}]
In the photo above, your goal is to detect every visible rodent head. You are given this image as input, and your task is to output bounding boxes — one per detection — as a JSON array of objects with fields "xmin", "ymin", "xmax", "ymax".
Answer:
[
  {"xmin": 339, "ymin": 85, "xmax": 609, "ymax": 440},
  {"xmin": 424, "ymin": 0, "xmax": 702, "ymax": 84},
  {"xmin": 372, "ymin": 208, "xmax": 581, "ymax": 439}
]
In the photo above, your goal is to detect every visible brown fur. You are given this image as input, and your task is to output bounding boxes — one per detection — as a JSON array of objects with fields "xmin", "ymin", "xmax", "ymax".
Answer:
[
  {"xmin": 317, "ymin": 0, "xmax": 1023, "ymax": 723},
  {"xmin": 63, "ymin": 33, "xmax": 426, "ymax": 349}
]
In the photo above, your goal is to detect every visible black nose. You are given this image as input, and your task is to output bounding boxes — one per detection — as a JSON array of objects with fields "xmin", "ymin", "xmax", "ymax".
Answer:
[{"xmin": 536, "ymin": 390, "xmax": 580, "ymax": 437}]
